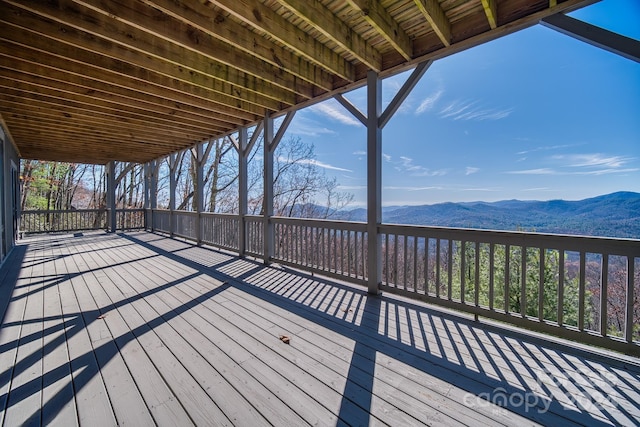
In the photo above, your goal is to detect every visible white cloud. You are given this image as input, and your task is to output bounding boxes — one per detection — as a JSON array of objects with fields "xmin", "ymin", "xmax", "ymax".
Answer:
[
  {"xmin": 287, "ymin": 113, "xmax": 336, "ymax": 137},
  {"xmin": 277, "ymin": 156, "xmax": 352, "ymax": 172},
  {"xmin": 554, "ymin": 153, "xmax": 635, "ymax": 169},
  {"xmin": 506, "ymin": 168, "xmax": 557, "ymax": 175},
  {"xmin": 384, "ymin": 186, "xmax": 443, "ymax": 191},
  {"xmin": 416, "ymin": 89, "xmax": 444, "ymax": 114},
  {"xmin": 338, "ymin": 185, "xmax": 367, "ymax": 190},
  {"xmin": 461, "ymin": 187, "xmax": 500, "ymax": 192},
  {"xmin": 439, "ymin": 99, "xmax": 512, "ymax": 121},
  {"xmin": 352, "ymin": 150, "xmax": 366, "ymax": 156},
  {"xmin": 383, "ymin": 153, "xmax": 392, "ymax": 162},
  {"xmin": 465, "ymin": 167, "xmax": 480, "ymax": 175},
  {"xmin": 516, "ymin": 143, "xmax": 580, "ymax": 155},
  {"xmin": 309, "ymin": 100, "xmax": 362, "ymax": 126},
  {"xmin": 394, "ymin": 156, "xmax": 447, "ymax": 177}
]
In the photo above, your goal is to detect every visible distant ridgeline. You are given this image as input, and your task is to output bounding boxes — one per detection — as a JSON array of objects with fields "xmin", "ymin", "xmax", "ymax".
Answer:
[{"xmin": 341, "ymin": 192, "xmax": 640, "ymax": 239}]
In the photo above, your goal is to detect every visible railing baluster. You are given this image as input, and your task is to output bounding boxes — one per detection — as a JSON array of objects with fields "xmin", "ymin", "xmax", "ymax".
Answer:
[
  {"xmin": 558, "ymin": 249, "xmax": 565, "ymax": 326},
  {"xmin": 539, "ymin": 247, "xmax": 545, "ymax": 321},
  {"xmin": 403, "ymin": 234, "xmax": 408, "ymax": 290},
  {"xmin": 475, "ymin": 241, "xmax": 480, "ymax": 307},
  {"xmin": 424, "ymin": 237, "xmax": 429, "ymax": 294},
  {"xmin": 435, "ymin": 238, "xmax": 441, "ymax": 298},
  {"xmin": 521, "ymin": 246, "xmax": 527, "ymax": 318},
  {"xmin": 625, "ymin": 257, "xmax": 634, "ymax": 343},
  {"xmin": 601, "ymin": 253, "xmax": 608, "ymax": 337},
  {"xmin": 447, "ymin": 240, "xmax": 453, "ymax": 300},
  {"xmin": 505, "ymin": 244, "xmax": 510, "ymax": 314},
  {"xmin": 489, "ymin": 243, "xmax": 494, "ymax": 310},
  {"xmin": 413, "ymin": 236, "xmax": 418, "ymax": 293},
  {"xmin": 578, "ymin": 251, "xmax": 586, "ymax": 331},
  {"xmin": 461, "ymin": 240, "xmax": 466, "ymax": 303}
]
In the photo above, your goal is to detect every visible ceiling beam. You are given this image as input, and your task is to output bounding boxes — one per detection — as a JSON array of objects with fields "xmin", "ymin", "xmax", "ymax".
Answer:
[
  {"xmin": 0, "ymin": 93, "xmax": 223, "ymax": 138},
  {"xmin": 211, "ymin": 0, "xmax": 356, "ymax": 80},
  {"xmin": 480, "ymin": 0, "xmax": 498, "ymax": 30},
  {"xmin": 0, "ymin": 1, "xmax": 302, "ymax": 107},
  {"xmin": 71, "ymin": 0, "xmax": 334, "ymax": 92},
  {"xmin": 412, "ymin": 0, "xmax": 452, "ymax": 46},
  {"xmin": 275, "ymin": 0, "xmax": 382, "ymax": 72},
  {"xmin": 541, "ymin": 13, "xmax": 640, "ymax": 63},
  {"xmin": 2, "ymin": 109, "xmax": 208, "ymax": 144},
  {"xmin": 0, "ymin": 69, "xmax": 231, "ymax": 132},
  {"xmin": 140, "ymin": 0, "xmax": 354, "ymax": 82},
  {"xmin": 0, "ymin": 39, "xmax": 262, "ymax": 121},
  {"xmin": 346, "ymin": 0, "xmax": 413, "ymax": 60}
]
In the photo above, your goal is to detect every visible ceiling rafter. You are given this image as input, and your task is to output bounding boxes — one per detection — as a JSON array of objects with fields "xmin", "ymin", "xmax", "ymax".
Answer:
[
  {"xmin": 0, "ymin": 0, "xmax": 600, "ymax": 164},
  {"xmin": 0, "ymin": 91, "xmax": 223, "ymax": 138},
  {"xmin": 71, "ymin": 0, "xmax": 333, "ymax": 94},
  {"xmin": 480, "ymin": 0, "xmax": 498, "ymax": 30},
  {"xmin": 0, "ymin": 69, "xmax": 233, "ymax": 132},
  {"xmin": 413, "ymin": 0, "xmax": 452, "ymax": 46},
  {"xmin": 211, "ymin": 0, "xmax": 357, "ymax": 79},
  {"xmin": 346, "ymin": 0, "xmax": 413, "ymax": 60},
  {"xmin": 1, "ymin": 1, "xmax": 301, "ymax": 107},
  {"xmin": 0, "ymin": 39, "xmax": 263, "ymax": 121},
  {"xmin": 139, "ymin": 0, "xmax": 354, "ymax": 82},
  {"xmin": 275, "ymin": 0, "xmax": 382, "ymax": 72}
]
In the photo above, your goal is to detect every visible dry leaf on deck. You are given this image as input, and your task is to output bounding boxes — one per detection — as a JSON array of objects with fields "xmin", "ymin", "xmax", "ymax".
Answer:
[{"xmin": 279, "ymin": 335, "xmax": 290, "ymax": 344}]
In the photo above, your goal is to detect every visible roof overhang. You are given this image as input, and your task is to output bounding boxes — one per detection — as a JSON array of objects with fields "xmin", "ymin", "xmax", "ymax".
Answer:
[{"xmin": 0, "ymin": 0, "xmax": 598, "ymax": 164}]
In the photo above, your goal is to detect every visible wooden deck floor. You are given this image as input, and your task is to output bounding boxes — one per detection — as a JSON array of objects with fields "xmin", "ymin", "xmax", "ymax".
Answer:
[{"xmin": 1, "ymin": 231, "xmax": 639, "ymax": 427}]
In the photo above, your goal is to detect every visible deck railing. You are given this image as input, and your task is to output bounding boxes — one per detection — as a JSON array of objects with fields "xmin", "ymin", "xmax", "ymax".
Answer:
[
  {"xmin": 20, "ymin": 209, "xmax": 107, "ymax": 234},
  {"xmin": 272, "ymin": 217, "xmax": 368, "ymax": 284},
  {"xmin": 20, "ymin": 208, "xmax": 146, "ymax": 235},
  {"xmin": 29, "ymin": 208, "xmax": 636, "ymax": 353},
  {"xmin": 379, "ymin": 224, "xmax": 640, "ymax": 350},
  {"xmin": 202, "ymin": 213, "xmax": 239, "ymax": 252},
  {"xmin": 147, "ymin": 209, "xmax": 639, "ymax": 352},
  {"xmin": 115, "ymin": 208, "xmax": 146, "ymax": 230}
]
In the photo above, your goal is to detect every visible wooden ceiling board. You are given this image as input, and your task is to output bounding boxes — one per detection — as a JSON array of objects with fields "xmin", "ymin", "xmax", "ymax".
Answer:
[{"xmin": 0, "ymin": 0, "xmax": 598, "ymax": 164}]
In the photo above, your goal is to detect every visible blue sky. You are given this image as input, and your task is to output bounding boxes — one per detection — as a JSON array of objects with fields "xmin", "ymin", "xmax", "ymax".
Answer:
[{"xmin": 274, "ymin": 0, "xmax": 639, "ymax": 208}]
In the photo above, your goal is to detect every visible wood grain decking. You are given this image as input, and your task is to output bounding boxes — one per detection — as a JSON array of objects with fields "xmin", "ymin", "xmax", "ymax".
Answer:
[{"xmin": 1, "ymin": 231, "xmax": 639, "ymax": 426}]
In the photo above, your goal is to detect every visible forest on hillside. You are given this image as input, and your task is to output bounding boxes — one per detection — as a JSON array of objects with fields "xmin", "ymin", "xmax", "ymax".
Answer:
[{"xmin": 20, "ymin": 135, "xmax": 352, "ymax": 218}]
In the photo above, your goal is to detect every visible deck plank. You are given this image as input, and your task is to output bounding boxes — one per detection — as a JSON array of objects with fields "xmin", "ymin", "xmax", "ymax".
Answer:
[
  {"xmin": 80, "ymin": 236, "xmax": 233, "ymax": 427},
  {"xmin": 3, "ymin": 240, "xmax": 45, "ymax": 426},
  {"xmin": 105, "ymin": 237, "xmax": 325, "ymax": 426},
  {"xmin": 58, "ymin": 238, "xmax": 117, "ymax": 427},
  {"xmin": 2, "ymin": 231, "xmax": 639, "ymax": 427},
  {"xmin": 41, "ymin": 238, "xmax": 78, "ymax": 427},
  {"xmin": 0, "ymin": 245, "xmax": 33, "ymax": 426}
]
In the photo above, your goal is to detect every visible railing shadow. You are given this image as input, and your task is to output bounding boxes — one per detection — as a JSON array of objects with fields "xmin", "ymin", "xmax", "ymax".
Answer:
[
  {"xmin": 2, "ymin": 231, "xmax": 638, "ymax": 426},
  {"xmin": 0, "ymin": 233, "xmax": 258, "ymax": 425},
  {"xmin": 122, "ymin": 231, "xmax": 640, "ymax": 426}
]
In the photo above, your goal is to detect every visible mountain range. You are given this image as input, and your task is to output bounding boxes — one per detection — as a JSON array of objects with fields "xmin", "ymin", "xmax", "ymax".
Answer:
[{"xmin": 337, "ymin": 192, "xmax": 640, "ymax": 239}]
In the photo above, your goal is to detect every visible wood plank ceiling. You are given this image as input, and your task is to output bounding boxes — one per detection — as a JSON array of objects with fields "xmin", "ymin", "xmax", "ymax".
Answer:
[{"xmin": 0, "ymin": 0, "xmax": 596, "ymax": 164}]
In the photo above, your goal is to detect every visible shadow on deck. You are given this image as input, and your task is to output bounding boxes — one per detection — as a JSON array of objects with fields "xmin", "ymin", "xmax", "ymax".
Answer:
[{"xmin": 1, "ymin": 231, "xmax": 639, "ymax": 426}]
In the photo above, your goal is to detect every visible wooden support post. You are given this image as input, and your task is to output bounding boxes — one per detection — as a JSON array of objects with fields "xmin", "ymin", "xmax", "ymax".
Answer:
[
  {"xmin": 143, "ymin": 162, "xmax": 150, "ymax": 230},
  {"xmin": 149, "ymin": 160, "xmax": 158, "ymax": 232},
  {"xmin": 195, "ymin": 142, "xmax": 205, "ymax": 245},
  {"xmin": 169, "ymin": 153, "xmax": 177, "ymax": 237},
  {"xmin": 367, "ymin": 70, "xmax": 382, "ymax": 295},
  {"xmin": 263, "ymin": 114, "xmax": 274, "ymax": 264},
  {"xmin": 238, "ymin": 127, "xmax": 248, "ymax": 257},
  {"xmin": 106, "ymin": 160, "xmax": 116, "ymax": 233}
]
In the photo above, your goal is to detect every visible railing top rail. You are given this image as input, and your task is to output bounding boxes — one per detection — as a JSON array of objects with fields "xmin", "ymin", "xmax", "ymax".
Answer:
[
  {"xmin": 200, "ymin": 212, "xmax": 240, "ymax": 219},
  {"xmin": 172, "ymin": 210, "xmax": 199, "ymax": 217},
  {"xmin": 22, "ymin": 208, "xmax": 107, "ymax": 214},
  {"xmin": 379, "ymin": 223, "xmax": 640, "ymax": 256},
  {"xmin": 271, "ymin": 216, "xmax": 368, "ymax": 231}
]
